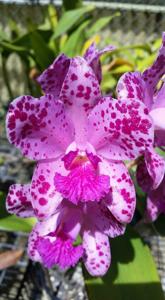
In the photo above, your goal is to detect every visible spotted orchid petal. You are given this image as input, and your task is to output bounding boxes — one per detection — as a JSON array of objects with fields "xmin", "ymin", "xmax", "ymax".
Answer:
[
  {"xmin": 153, "ymin": 82, "xmax": 165, "ymax": 109},
  {"xmin": 59, "ymin": 56, "xmax": 101, "ymax": 147},
  {"xmin": 37, "ymin": 54, "xmax": 70, "ymax": 97},
  {"xmin": 99, "ymin": 160, "xmax": 136, "ymax": 223},
  {"xmin": 28, "ymin": 225, "xmax": 42, "ymax": 262},
  {"xmin": 6, "ymin": 95, "xmax": 74, "ymax": 160},
  {"xmin": 6, "ymin": 184, "xmax": 34, "ymax": 218},
  {"xmin": 84, "ymin": 43, "xmax": 115, "ymax": 83},
  {"xmin": 28, "ymin": 208, "xmax": 83, "ymax": 269},
  {"xmin": 136, "ymin": 158, "xmax": 153, "ymax": 193},
  {"xmin": 145, "ymin": 195, "xmax": 162, "ymax": 222},
  {"xmin": 150, "ymin": 107, "xmax": 165, "ymax": 130},
  {"xmin": 86, "ymin": 202, "xmax": 126, "ymax": 238},
  {"xmin": 83, "ymin": 229, "xmax": 111, "ymax": 276},
  {"xmin": 31, "ymin": 160, "xmax": 66, "ymax": 219},
  {"xmin": 28, "ymin": 212, "xmax": 61, "ymax": 262},
  {"xmin": 155, "ymin": 130, "xmax": 165, "ymax": 147},
  {"xmin": 88, "ymin": 97, "xmax": 153, "ymax": 160},
  {"xmin": 142, "ymin": 32, "xmax": 165, "ymax": 99},
  {"xmin": 150, "ymin": 83, "xmax": 165, "ymax": 130},
  {"xmin": 144, "ymin": 148, "xmax": 165, "ymax": 190},
  {"xmin": 137, "ymin": 148, "xmax": 165, "ymax": 192},
  {"xmin": 117, "ymin": 71, "xmax": 145, "ymax": 102},
  {"xmin": 145, "ymin": 178, "xmax": 165, "ymax": 222},
  {"xmin": 116, "ymin": 71, "xmax": 152, "ymax": 108},
  {"xmin": 59, "ymin": 56, "xmax": 101, "ymax": 109}
]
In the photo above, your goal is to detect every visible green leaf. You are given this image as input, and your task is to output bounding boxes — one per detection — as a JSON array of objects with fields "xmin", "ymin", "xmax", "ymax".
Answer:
[
  {"xmin": 47, "ymin": 4, "xmax": 58, "ymax": 30},
  {"xmin": 110, "ymin": 64, "xmax": 133, "ymax": 74},
  {"xmin": 13, "ymin": 30, "xmax": 52, "ymax": 49},
  {"xmin": 113, "ymin": 44, "xmax": 152, "ymax": 55},
  {"xmin": 0, "ymin": 40, "xmax": 29, "ymax": 54},
  {"xmin": 0, "ymin": 28, "xmax": 8, "ymax": 41},
  {"xmin": 63, "ymin": 0, "xmax": 83, "ymax": 11},
  {"xmin": 85, "ymin": 227, "xmax": 164, "ymax": 300},
  {"xmin": 0, "ymin": 215, "xmax": 36, "ymax": 233},
  {"xmin": 137, "ymin": 53, "xmax": 156, "ymax": 72},
  {"xmin": 29, "ymin": 30, "xmax": 55, "ymax": 70},
  {"xmin": 52, "ymin": 5, "xmax": 94, "ymax": 39},
  {"xmin": 101, "ymin": 73, "xmax": 117, "ymax": 92},
  {"xmin": 61, "ymin": 20, "xmax": 90, "ymax": 56},
  {"xmin": 0, "ymin": 192, "xmax": 35, "ymax": 233},
  {"xmin": 8, "ymin": 19, "xmax": 20, "ymax": 38},
  {"xmin": 87, "ymin": 13, "xmax": 120, "ymax": 37}
]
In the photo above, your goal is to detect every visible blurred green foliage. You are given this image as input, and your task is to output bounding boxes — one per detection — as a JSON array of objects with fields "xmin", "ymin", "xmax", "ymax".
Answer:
[
  {"xmin": 0, "ymin": 2, "xmax": 162, "ymax": 105},
  {"xmin": 0, "ymin": 3, "xmax": 119, "ymax": 102}
]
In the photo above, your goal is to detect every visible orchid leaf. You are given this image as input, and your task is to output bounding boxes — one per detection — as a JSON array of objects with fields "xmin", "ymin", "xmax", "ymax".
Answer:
[
  {"xmin": 0, "ymin": 215, "xmax": 35, "ymax": 233},
  {"xmin": 101, "ymin": 73, "xmax": 116, "ymax": 92},
  {"xmin": 14, "ymin": 30, "xmax": 52, "ymax": 49},
  {"xmin": 30, "ymin": 30, "xmax": 54, "ymax": 70},
  {"xmin": 52, "ymin": 5, "xmax": 94, "ymax": 39},
  {"xmin": 61, "ymin": 20, "xmax": 90, "ymax": 56},
  {"xmin": 0, "ymin": 192, "xmax": 35, "ymax": 233},
  {"xmin": 87, "ymin": 13, "xmax": 120, "ymax": 37},
  {"xmin": 47, "ymin": 4, "xmax": 58, "ymax": 30},
  {"xmin": 110, "ymin": 64, "xmax": 133, "ymax": 74},
  {"xmin": 112, "ymin": 44, "xmax": 152, "ymax": 55},
  {"xmin": 85, "ymin": 227, "xmax": 164, "ymax": 300},
  {"xmin": 0, "ymin": 29, "xmax": 7, "ymax": 41},
  {"xmin": 137, "ymin": 53, "xmax": 157, "ymax": 72},
  {"xmin": 0, "ymin": 40, "xmax": 29, "ymax": 55}
]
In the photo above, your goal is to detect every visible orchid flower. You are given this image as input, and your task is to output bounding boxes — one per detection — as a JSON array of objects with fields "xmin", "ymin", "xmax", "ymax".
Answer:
[
  {"xmin": 116, "ymin": 33, "xmax": 165, "ymax": 221},
  {"xmin": 7, "ymin": 183, "xmax": 125, "ymax": 276},
  {"xmin": 144, "ymin": 176, "xmax": 165, "ymax": 222},
  {"xmin": 6, "ymin": 44, "xmax": 154, "ymax": 225},
  {"xmin": 116, "ymin": 33, "xmax": 165, "ymax": 190},
  {"xmin": 6, "ymin": 43, "xmax": 155, "ymax": 275}
]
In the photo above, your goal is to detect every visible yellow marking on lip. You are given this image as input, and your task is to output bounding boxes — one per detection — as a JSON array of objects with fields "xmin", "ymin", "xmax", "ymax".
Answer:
[{"xmin": 71, "ymin": 155, "xmax": 89, "ymax": 167}]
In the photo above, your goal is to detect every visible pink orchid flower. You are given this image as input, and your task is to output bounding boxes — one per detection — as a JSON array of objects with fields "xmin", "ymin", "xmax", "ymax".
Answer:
[
  {"xmin": 6, "ymin": 44, "xmax": 154, "ymax": 225},
  {"xmin": 116, "ymin": 33, "xmax": 165, "ymax": 221},
  {"xmin": 116, "ymin": 33, "xmax": 165, "ymax": 191},
  {"xmin": 143, "ymin": 173, "xmax": 165, "ymax": 222},
  {"xmin": 7, "ymin": 183, "xmax": 125, "ymax": 276}
]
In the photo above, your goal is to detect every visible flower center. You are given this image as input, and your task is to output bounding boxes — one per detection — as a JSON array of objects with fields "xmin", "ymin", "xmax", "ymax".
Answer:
[{"xmin": 54, "ymin": 150, "xmax": 110, "ymax": 204}]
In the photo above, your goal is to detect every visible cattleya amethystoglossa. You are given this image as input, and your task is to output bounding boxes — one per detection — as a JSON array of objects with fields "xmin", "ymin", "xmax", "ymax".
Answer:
[
  {"xmin": 117, "ymin": 32, "xmax": 165, "ymax": 222},
  {"xmin": 6, "ymin": 43, "xmax": 155, "ymax": 276}
]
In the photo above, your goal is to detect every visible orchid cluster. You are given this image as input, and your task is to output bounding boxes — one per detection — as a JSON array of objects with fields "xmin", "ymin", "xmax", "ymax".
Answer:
[{"xmin": 5, "ymin": 33, "xmax": 165, "ymax": 276}]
